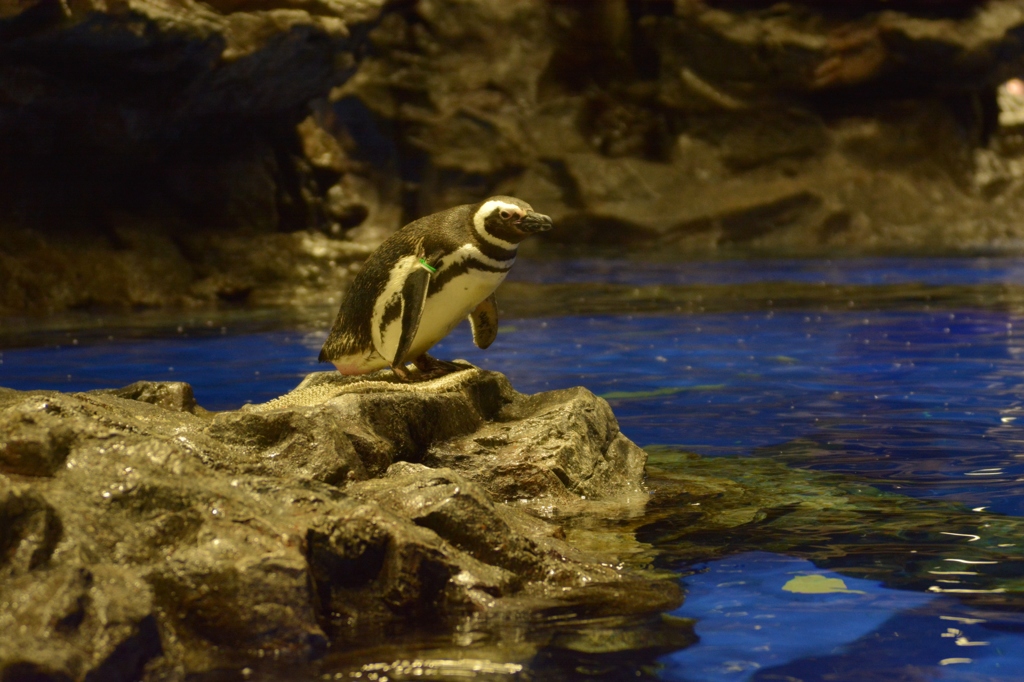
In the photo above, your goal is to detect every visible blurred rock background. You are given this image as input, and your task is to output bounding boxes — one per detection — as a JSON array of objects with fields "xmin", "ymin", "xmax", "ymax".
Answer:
[{"xmin": 5, "ymin": 0, "xmax": 1024, "ymax": 314}]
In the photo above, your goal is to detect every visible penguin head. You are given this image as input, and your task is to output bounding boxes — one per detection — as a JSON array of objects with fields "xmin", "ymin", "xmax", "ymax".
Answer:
[{"xmin": 475, "ymin": 196, "xmax": 553, "ymax": 245}]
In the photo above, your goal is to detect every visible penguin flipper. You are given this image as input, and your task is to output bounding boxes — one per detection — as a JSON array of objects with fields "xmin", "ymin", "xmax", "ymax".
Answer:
[
  {"xmin": 388, "ymin": 260, "xmax": 433, "ymax": 368},
  {"xmin": 469, "ymin": 293, "xmax": 499, "ymax": 350}
]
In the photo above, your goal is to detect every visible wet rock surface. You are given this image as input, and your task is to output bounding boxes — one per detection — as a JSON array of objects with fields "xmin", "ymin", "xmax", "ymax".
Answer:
[{"xmin": 0, "ymin": 368, "xmax": 681, "ymax": 680}]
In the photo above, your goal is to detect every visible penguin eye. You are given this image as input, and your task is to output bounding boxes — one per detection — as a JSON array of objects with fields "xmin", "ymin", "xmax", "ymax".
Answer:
[{"xmin": 499, "ymin": 210, "xmax": 511, "ymax": 220}]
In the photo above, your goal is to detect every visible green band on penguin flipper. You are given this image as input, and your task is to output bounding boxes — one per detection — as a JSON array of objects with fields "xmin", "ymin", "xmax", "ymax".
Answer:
[{"xmin": 417, "ymin": 258, "xmax": 437, "ymax": 274}]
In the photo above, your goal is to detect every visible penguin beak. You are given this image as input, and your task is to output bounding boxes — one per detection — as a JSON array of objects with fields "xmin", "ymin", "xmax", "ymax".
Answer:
[{"xmin": 520, "ymin": 211, "xmax": 553, "ymax": 234}]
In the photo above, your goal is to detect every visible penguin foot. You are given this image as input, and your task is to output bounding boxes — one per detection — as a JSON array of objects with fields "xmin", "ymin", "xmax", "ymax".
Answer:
[
  {"xmin": 389, "ymin": 355, "xmax": 466, "ymax": 382},
  {"xmin": 391, "ymin": 363, "xmax": 416, "ymax": 382},
  {"xmin": 412, "ymin": 354, "xmax": 466, "ymax": 380}
]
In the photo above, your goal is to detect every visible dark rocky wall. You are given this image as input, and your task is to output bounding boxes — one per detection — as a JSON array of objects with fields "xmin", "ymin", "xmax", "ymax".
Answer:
[
  {"xmin": 5, "ymin": 0, "xmax": 1024, "ymax": 315},
  {"xmin": 342, "ymin": 0, "xmax": 1024, "ymax": 253},
  {"xmin": 0, "ymin": 0, "xmax": 388, "ymax": 314}
]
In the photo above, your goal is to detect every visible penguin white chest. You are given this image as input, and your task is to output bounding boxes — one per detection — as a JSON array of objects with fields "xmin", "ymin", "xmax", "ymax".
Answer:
[{"xmin": 410, "ymin": 267, "xmax": 508, "ymax": 356}]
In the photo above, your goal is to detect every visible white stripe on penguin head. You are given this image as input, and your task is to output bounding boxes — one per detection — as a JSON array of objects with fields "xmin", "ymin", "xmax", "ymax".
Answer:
[
  {"xmin": 439, "ymin": 244, "xmax": 515, "ymax": 272},
  {"xmin": 472, "ymin": 200, "xmax": 520, "ymax": 250}
]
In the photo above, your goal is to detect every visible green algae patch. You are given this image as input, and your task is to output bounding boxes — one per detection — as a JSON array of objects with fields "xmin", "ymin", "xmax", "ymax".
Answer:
[
  {"xmin": 783, "ymin": 575, "xmax": 865, "ymax": 594},
  {"xmin": 640, "ymin": 447, "xmax": 1024, "ymax": 605}
]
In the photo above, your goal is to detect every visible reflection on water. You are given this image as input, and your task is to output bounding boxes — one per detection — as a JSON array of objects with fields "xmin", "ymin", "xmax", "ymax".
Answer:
[{"xmin": 6, "ymin": 258, "xmax": 1024, "ymax": 679}]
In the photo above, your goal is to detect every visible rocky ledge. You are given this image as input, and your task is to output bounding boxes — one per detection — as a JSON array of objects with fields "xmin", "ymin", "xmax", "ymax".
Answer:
[{"xmin": 0, "ymin": 366, "xmax": 681, "ymax": 681}]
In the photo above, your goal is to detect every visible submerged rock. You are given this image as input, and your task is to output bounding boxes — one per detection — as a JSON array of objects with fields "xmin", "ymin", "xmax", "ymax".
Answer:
[
  {"xmin": 640, "ymin": 447, "xmax": 1024, "ymax": 602},
  {"xmin": 0, "ymin": 368, "xmax": 679, "ymax": 680}
]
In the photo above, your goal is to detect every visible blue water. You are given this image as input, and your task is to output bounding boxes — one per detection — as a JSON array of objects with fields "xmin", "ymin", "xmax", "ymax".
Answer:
[
  {"xmin": 5, "ymin": 257, "xmax": 1024, "ymax": 680},
  {"xmin": 509, "ymin": 256, "xmax": 1024, "ymax": 287},
  {"xmin": 0, "ymin": 330, "xmax": 325, "ymax": 409},
  {"xmin": 663, "ymin": 553, "xmax": 1019, "ymax": 682}
]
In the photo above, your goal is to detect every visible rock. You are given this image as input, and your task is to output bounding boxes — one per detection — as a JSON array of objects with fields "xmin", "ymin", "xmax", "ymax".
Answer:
[
  {"xmin": 425, "ymin": 384, "xmax": 648, "ymax": 506},
  {"xmin": 331, "ymin": 0, "xmax": 555, "ymax": 213},
  {"xmin": 647, "ymin": 0, "xmax": 1022, "ymax": 98},
  {"xmin": 205, "ymin": 406, "xmax": 368, "ymax": 484},
  {"xmin": 249, "ymin": 366, "xmax": 516, "ymax": 472},
  {"xmin": 507, "ymin": 150, "xmax": 831, "ymax": 247},
  {"xmin": 341, "ymin": 0, "xmax": 1024, "ymax": 255},
  {"xmin": 0, "ymin": 405, "xmax": 77, "ymax": 477},
  {"xmin": 182, "ymin": 229, "xmax": 372, "ymax": 308},
  {"xmin": 0, "ymin": 563, "xmax": 162, "ymax": 682},
  {"xmin": 0, "ymin": 479, "xmax": 62, "ymax": 574},
  {"xmin": 97, "ymin": 381, "xmax": 198, "ymax": 414},
  {"xmin": 0, "ymin": 0, "xmax": 390, "ymax": 315},
  {"xmin": 355, "ymin": 464, "xmax": 546, "ymax": 580},
  {"xmin": 11, "ymin": 0, "xmax": 1024, "ymax": 316},
  {"xmin": 717, "ymin": 109, "xmax": 831, "ymax": 171},
  {"xmin": 0, "ymin": 368, "xmax": 678, "ymax": 679}
]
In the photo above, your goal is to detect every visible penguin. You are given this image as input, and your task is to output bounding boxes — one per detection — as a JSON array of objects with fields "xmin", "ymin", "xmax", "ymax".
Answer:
[{"xmin": 319, "ymin": 196, "xmax": 553, "ymax": 381}]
